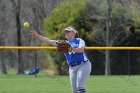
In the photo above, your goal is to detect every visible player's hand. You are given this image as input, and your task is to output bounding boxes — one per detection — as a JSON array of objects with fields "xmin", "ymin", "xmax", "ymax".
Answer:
[{"xmin": 30, "ymin": 31, "xmax": 38, "ymax": 36}]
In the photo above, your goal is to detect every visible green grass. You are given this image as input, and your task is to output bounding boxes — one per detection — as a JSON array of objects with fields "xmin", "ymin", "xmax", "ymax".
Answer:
[{"xmin": 0, "ymin": 74, "xmax": 140, "ymax": 93}]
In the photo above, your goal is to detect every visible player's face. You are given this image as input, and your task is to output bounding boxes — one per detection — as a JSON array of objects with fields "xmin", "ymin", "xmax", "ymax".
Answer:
[{"xmin": 65, "ymin": 31, "xmax": 76, "ymax": 40}]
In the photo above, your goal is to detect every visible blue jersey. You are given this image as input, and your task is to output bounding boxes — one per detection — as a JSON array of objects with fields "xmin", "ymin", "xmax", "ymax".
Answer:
[{"xmin": 64, "ymin": 38, "xmax": 88, "ymax": 65}]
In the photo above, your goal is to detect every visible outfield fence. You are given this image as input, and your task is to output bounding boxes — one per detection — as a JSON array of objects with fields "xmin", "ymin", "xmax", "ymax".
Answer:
[
  {"xmin": 0, "ymin": 46, "xmax": 140, "ymax": 50},
  {"xmin": 0, "ymin": 46, "xmax": 140, "ymax": 76}
]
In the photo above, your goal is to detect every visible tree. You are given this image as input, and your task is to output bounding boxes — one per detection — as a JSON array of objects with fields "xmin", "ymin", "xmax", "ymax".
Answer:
[
  {"xmin": 105, "ymin": 0, "xmax": 114, "ymax": 75},
  {"xmin": 0, "ymin": 0, "xmax": 7, "ymax": 74},
  {"xmin": 89, "ymin": 0, "xmax": 138, "ymax": 75},
  {"xmin": 11, "ymin": 0, "xmax": 24, "ymax": 74}
]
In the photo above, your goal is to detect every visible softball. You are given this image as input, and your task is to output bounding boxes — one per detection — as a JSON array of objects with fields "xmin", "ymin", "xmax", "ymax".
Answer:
[{"xmin": 23, "ymin": 22, "xmax": 30, "ymax": 29}]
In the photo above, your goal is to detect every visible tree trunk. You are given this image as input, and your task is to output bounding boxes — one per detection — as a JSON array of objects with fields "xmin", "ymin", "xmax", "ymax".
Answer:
[
  {"xmin": 105, "ymin": 15, "xmax": 111, "ymax": 75},
  {"xmin": 105, "ymin": 0, "xmax": 114, "ymax": 75},
  {"xmin": 16, "ymin": 0, "xmax": 24, "ymax": 74},
  {"xmin": 0, "ymin": 50, "xmax": 7, "ymax": 74},
  {"xmin": 0, "ymin": 39, "xmax": 7, "ymax": 74},
  {"xmin": 105, "ymin": 50, "xmax": 110, "ymax": 75},
  {"xmin": 0, "ymin": 0, "xmax": 7, "ymax": 74}
]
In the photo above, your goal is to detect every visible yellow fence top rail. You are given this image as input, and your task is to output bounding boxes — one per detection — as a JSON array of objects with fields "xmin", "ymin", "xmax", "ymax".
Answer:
[{"xmin": 0, "ymin": 46, "xmax": 140, "ymax": 50}]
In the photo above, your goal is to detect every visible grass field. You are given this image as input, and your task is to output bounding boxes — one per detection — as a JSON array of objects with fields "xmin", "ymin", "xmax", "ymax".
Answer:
[{"xmin": 0, "ymin": 73, "xmax": 140, "ymax": 93}]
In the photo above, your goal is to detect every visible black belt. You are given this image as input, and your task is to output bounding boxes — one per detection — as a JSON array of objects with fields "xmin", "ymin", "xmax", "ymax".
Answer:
[{"xmin": 69, "ymin": 60, "xmax": 88, "ymax": 67}]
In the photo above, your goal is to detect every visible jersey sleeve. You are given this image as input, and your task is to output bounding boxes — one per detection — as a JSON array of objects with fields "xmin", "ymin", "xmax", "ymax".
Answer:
[{"xmin": 78, "ymin": 38, "xmax": 85, "ymax": 48}]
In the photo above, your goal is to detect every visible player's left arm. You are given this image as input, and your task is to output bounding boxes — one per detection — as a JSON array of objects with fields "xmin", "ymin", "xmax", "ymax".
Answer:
[{"xmin": 71, "ymin": 39, "xmax": 85, "ymax": 53}]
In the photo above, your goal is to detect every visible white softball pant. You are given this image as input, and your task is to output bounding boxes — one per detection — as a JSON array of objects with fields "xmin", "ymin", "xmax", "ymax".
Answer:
[{"xmin": 69, "ymin": 61, "xmax": 91, "ymax": 93}]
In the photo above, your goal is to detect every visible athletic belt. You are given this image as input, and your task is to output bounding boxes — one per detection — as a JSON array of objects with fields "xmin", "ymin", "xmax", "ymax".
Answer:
[{"xmin": 69, "ymin": 60, "xmax": 88, "ymax": 67}]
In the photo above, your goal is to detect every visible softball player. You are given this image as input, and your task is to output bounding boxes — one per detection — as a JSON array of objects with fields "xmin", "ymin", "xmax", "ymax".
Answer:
[{"xmin": 31, "ymin": 27, "xmax": 91, "ymax": 93}]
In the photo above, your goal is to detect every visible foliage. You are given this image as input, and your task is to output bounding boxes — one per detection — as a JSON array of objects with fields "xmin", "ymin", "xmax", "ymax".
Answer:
[
  {"xmin": 44, "ymin": 0, "xmax": 89, "ymax": 39},
  {"xmin": 126, "ymin": 2, "xmax": 140, "ymax": 45},
  {"xmin": 88, "ymin": 0, "xmax": 140, "ymax": 75},
  {"xmin": 129, "ymin": 2, "xmax": 140, "ymax": 29},
  {"xmin": 89, "ymin": 1, "xmax": 138, "ymax": 46}
]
